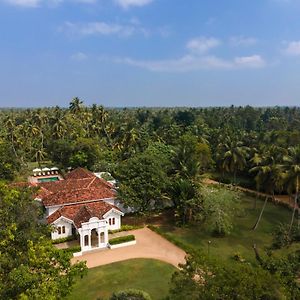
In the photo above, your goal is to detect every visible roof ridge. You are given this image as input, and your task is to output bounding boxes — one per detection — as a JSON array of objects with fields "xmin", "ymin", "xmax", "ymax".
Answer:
[{"xmin": 87, "ymin": 177, "xmax": 96, "ymax": 189}]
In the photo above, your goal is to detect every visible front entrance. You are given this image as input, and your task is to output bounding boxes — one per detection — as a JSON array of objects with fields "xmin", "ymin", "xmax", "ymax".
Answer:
[{"xmin": 91, "ymin": 229, "xmax": 99, "ymax": 248}]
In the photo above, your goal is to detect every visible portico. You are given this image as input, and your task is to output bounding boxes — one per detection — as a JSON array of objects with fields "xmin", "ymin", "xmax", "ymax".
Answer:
[{"xmin": 78, "ymin": 217, "xmax": 109, "ymax": 252}]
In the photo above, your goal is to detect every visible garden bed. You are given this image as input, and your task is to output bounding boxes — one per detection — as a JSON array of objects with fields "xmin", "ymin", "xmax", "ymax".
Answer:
[{"xmin": 108, "ymin": 235, "xmax": 136, "ymax": 249}]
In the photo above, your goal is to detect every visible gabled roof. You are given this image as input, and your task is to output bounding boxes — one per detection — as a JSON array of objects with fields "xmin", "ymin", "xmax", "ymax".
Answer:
[
  {"xmin": 47, "ymin": 201, "xmax": 122, "ymax": 228},
  {"xmin": 65, "ymin": 167, "xmax": 95, "ymax": 180},
  {"xmin": 36, "ymin": 168, "xmax": 115, "ymax": 207}
]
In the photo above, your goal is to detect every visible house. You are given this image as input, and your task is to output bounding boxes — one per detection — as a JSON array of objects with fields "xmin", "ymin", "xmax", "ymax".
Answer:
[{"xmin": 35, "ymin": 168, "xmax": 124, "ymax": 252}]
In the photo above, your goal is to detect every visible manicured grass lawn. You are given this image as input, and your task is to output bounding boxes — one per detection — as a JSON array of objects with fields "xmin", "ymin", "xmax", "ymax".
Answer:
[
  {"xmin": 67, "ymin": 259, "xmax": 176, "ymax": 300},
  {"xmin": 159, "ymin": 195, "xmax": 300, "ymax": 263}
]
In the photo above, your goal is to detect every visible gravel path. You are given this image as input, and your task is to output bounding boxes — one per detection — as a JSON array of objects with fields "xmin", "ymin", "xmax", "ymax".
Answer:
[{"xmin": 72, "ymin": 227, "xmax": 186, "ymax": 268}]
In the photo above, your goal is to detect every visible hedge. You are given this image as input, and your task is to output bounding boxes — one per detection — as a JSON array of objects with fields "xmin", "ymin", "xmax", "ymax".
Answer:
[
  {"xmin": 52, "ymin": 235, "xmax": 77, "ymax": 244},
  {"xmin": 62, "ymin": 245, "xmax": 81, "ymax": 254},
  {"xmin": 109, "ymin": 235, "xmax": 135, "ymax": 245},
  {"xmin": 109, "ymin": 225, "xmax": 143, "ymax": 234}
]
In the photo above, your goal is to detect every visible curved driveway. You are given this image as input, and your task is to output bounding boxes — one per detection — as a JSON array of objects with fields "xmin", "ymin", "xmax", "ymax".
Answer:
[{"xmin": 72, "ymin": 227, "xmax": 186, "ymax": 268}]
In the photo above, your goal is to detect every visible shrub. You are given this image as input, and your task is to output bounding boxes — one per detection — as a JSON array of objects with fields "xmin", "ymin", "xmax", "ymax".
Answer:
[
  {"xmin": 109, "ymin": 235, "xmax": 135, "ymax": 245},
  {"xmin": 272, "ymin": 223, "xmax": 300, "ymax": 249},
  {"xmin": 109, "ymin": 225, "xmax": 143, "ymax": 234},
  {"xmin": 63, "ymin": 245, "xmax": 81, "ymax": 254},
  {"xmin": 110, "ymin": 289, "xmax": 151, "ymax": 300},
  {"xmin": 52, "ymin": 235, "xmax": 77, "ymax": 244}
]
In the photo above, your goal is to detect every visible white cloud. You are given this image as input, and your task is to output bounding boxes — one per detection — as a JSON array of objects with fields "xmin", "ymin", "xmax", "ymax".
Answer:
[
  {"xmin": 284, "ymin": 41, "xmax": 300, "ymax": 56},
  {"xmin": 61, "ymin": 21, "xmax": 146, "ymax": 37},
  {"xmin": 229, "ymin": 36, "xmax": 257, "ymax": 47},
  {"xmin": 234, "ymin": 55, "xmax": 266, "ymax": 68},
  {"xmin": 116, "ymin": 54, "xmax": 266, "ymax": 72},
  {"xmin": 114, "ymin": 35, "xmax": 265, "ymax": 72},
  {"xmin": 114, "ymin": 0, "xmax": 153, "ymax": 9},
  {"xmin": 4, "ymin": 0, "xmax": 41, "ymax": 7},
  {"xmin": 71, "ymin": 52, "xmax": 88, "ymax": 61},
  {"xmin": 186, "ymin": 37, "xmax": 221, "ymax": 54}
]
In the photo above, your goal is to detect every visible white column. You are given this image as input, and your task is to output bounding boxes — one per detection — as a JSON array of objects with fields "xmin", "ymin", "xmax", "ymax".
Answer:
[
  {"xmin": 88, "ymin": 230, "xmax": 92, "ymax": 249},
  {"xmin": 80, "ymin": 233, "xmax": 84, "ymax": 251},
  {"xmin": 104, "ymin": 228, "xmax": 108, "ymax": 245}
]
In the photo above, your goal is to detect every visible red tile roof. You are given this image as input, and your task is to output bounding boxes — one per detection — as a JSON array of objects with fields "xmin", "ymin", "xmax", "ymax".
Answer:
[
  {"xmin": 36, "ymin": 168, "xmax": 116, "ymax": 207},
  {"xmin": 47, "ymin": 201, "xmax": 122, "ymax": 228},
  {"xmin": 65, "ymin": 167, "xmax": 95, "ymax": 180}
]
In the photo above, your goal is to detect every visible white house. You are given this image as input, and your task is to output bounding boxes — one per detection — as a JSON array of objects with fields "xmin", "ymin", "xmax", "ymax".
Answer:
[{"xmin": 35, "ymin": 168, "xmax": 124, "ymax": 252}]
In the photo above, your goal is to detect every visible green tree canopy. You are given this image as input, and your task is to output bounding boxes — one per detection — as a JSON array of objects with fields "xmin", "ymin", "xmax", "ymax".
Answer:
[{"xmin": 0, "ymin": 184, "xmax": 87, "ymax": 299}]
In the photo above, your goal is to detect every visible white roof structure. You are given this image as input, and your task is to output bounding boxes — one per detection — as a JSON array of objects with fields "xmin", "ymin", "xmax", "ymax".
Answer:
[
  {"xmin": 42, "ymin": 167, "xmax": 50, "ymax": 171},
  {"xmin": 51, "ymin": 167, "xmax": 59, "ymax": 171},
  {"xmin": 33, "ymin": 168, "xmax": 42, "ymax": 172}
]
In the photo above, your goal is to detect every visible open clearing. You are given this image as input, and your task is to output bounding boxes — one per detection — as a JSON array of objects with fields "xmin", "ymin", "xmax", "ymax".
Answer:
[{"xmin": 66, "ymin": 259, "xmax": 176, "ymax": 300}]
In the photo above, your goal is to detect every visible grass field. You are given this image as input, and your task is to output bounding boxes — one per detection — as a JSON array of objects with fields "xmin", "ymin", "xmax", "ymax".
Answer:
[
  {"xmin": 158, "ymin": 195, "xmax": 300, "ymax": 263},
  {"xmin": 67, "ymin": 259, "xmax": 176, "ymax": 300}
]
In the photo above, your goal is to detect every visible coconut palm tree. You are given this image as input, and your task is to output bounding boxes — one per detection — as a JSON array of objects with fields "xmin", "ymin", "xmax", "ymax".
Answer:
[
  {"xmin": 217, "ymin": 136, "xmax": 250, "ymax": 184},
  {"xmin": 250, "ymin": 152, "xmax": 284, "ymax": 230},
  {"xmin": 69, "ymin": 97, "xmax": 83, "ymax": 115},
  {"xmin": 283, "ymin": 146, "xmax": 300, "ymax": 232}
]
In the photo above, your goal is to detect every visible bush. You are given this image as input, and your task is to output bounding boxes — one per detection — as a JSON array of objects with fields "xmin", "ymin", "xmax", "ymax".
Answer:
[
  {"xmin": 52, "ymin": 235, "xmax": 77, "ymax": 244},
  {"xmin": 272, "ymin": 223, "xmax": 300, "ymax": 249},
  {"xmin": 109, "ymin": 235, "xmax": 135, "ymax": 245},
  {"xmin": 62, "ymin": 245, "xmax": 81, "ymax": 254},
  {"xmin": 110, "ymin": 289, "xmax": 151, "ymax": 300},
  {"xmin": 109, "ymin": 225, "xmax": 143, "ymax": 234}
]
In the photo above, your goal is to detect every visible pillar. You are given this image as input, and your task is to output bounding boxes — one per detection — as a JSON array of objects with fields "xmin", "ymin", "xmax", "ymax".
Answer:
[
  {"xmin": 88, "ymin": 230, "xmax": 92, "ymax": 249},
  {"xmin": 80, "ymin": 233, "xmax": 84, "ymax": 251}
]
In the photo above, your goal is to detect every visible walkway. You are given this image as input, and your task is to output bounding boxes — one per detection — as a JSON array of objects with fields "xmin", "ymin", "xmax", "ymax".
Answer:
[
  {"xmin": 203, "ymin": 178, "xmax": 296, "ymax": 209},
  {"xmin": 71, "ymin": 227, "xmax": 186, "ymax": 268}
]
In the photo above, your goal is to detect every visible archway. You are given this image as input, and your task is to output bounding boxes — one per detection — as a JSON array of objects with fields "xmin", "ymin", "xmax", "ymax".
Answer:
[{"xmin": 91, "ymin": 229, "xmax": 99, "ymax": 248}]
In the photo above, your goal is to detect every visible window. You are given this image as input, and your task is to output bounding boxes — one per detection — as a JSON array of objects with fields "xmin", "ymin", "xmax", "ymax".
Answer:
[
  {"xmin": 108, "ymin": 218, "xmax": 115, "ymax": 226},
  {"xmin": 84, "ymin": 235, "xmax": 89, "ymax": 247},
  {"xmin": 100, "ymin": 232, "xmax": 105, "ymax": 243},
  {"xmin": 62, "ymin": 226, "xmax": 65, "ymax": 234},
  {"xmin": 57, "ymin": 227, "xmax": 61, "ymax": 234}
]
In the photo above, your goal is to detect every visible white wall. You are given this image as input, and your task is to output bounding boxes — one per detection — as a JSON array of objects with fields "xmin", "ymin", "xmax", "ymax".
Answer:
[
  {"xmin": 51, "ymin": 219, "xmax": 73, "ymax": 240},
  {"xmin": 105, "ymin": 211, "xmax": 121, "ymax": 231},
  {"xmin": 47, "ymin": 206, "xmax": 61, "ymax": 217}
]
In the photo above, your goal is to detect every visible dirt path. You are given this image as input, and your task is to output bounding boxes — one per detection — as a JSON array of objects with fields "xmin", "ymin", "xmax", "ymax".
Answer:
[
  {"xmin": 72, "ymin": 227, "xmax": 186, "ymax": 269},
  {"xmin": 203, "ymin": 178, "xmax": 296, "ymax": 209}
]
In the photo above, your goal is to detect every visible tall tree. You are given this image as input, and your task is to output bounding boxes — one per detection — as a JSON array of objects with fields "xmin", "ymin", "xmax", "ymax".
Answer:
[
  {"xmin": 283, "ymin": 146, "xmax": 300, "ymax": 232},
  {"xmin": 0, "ymin": 184, "xmax": 87, "ymax": 299}
]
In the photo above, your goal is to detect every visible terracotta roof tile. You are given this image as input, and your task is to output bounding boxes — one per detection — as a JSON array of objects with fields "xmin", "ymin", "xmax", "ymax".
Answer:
[
  {"xmin": 47, "ymin": 201, "xmax": 122, "ymax": 228},
  {"xmin": 65, "ymin": 167, "xmax": 95, "ymax": 180},
  {"xmin": 35, "ymin": 168, "xmax": 116, "ymax": 206}
]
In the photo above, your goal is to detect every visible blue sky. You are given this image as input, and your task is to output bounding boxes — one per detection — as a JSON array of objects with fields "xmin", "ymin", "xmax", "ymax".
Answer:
[{"xmin": 0, "ymin": 0, "xmax": 300, "ymax": 107}]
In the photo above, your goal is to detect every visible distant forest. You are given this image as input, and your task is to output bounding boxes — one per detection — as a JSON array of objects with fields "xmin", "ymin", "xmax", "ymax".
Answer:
[{"xmin": 1, "ymin": 99, "xmax": 300, "ymax": 197}]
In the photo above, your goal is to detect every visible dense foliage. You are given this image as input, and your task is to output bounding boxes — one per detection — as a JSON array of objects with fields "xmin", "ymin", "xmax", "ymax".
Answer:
[
  {"xmin": 0, "ymin": 184, "xmax": 87, "ymax": 299},
  {"xmin": 2, "ymin": 101, "xmax": 300, "ymax": 297},
  {"xmin": 169, "ymin": 252, "xmax": 300, "ymax": 299}
]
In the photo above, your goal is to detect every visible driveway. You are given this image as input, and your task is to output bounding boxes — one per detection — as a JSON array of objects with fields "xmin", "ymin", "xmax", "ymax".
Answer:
[{"xmin": 72, "ymin": 227, "xmax": 186, "ymax": 268}]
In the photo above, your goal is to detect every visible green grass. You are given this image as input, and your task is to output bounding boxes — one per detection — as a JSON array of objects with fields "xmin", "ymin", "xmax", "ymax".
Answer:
[
  {"xmin": 159, "ymin": 195, "xmax": 300, "ymax": 263},
  {"xmin": 66, "ymin": 259, "xmax": 176, "ymax": 300}
]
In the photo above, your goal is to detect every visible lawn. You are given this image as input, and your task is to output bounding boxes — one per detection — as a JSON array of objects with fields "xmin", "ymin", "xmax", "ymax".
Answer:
[
  {"xmin": 66, "ymin": 259, "xmax": 176, "ymax": 300},
  {"xmin": 158, "ymin": 195, "xmax": 300, "ymax": 263}
]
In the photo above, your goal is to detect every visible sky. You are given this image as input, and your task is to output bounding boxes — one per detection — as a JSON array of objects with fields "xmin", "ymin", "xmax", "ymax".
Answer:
[{"xmin": 0, "ymin": 0, "xmax": 300, "ymax": 107}]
